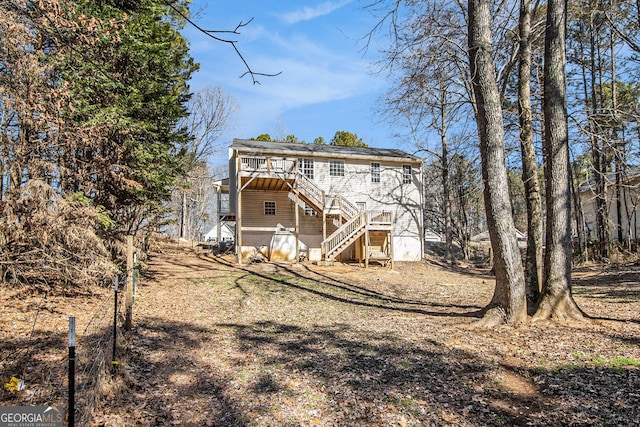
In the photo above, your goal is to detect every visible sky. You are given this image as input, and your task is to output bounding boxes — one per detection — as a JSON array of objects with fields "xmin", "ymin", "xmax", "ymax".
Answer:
[{"xmin": 181, "ymin": 0, "xmax": 402, "ymax": 165}]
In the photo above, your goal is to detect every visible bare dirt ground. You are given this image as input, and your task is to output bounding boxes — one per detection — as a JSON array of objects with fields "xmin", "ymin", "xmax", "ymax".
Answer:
[{"xmin": 2, "ymin": 239, "xmax": 640, "ymax": 426}]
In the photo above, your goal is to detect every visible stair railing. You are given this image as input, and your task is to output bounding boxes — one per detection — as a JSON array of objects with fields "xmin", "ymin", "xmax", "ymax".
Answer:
[
  {"xmin": 321, "ymin": 211, "xmax": 367, "ymax": 260},
  {"xmin": 296, "ymin": 171, "xmax": 325, "ymax": 210}
]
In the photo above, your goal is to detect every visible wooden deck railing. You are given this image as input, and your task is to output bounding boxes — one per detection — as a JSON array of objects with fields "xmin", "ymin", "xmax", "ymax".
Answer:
[
  {"xmin": 368, "ymin": 210, "xmax": 393, "ymax": 226},
  {"xmin": 240, "ymin": 156, "xmax": 296, "ymax": 175},
  {"xmin": 326, "ymin": 196, "xmax": 359, "ymax": 220}
]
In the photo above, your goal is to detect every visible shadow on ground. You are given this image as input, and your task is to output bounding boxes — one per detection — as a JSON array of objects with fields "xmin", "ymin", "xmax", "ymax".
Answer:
[{"xmin": 98, "ymin": 315, "xmax": 640, "ymax": 426}]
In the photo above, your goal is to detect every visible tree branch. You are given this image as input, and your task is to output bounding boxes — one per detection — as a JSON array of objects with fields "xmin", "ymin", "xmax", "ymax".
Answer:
[{"xmin": 167, "ymin": 3, "xmax": 282, "ymax": 84}]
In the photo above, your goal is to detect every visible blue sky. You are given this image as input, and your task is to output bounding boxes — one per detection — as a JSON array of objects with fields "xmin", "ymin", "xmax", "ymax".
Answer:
[{"xmin": 182, "ymin": 0, "xmax": 401, "ymax": 164}]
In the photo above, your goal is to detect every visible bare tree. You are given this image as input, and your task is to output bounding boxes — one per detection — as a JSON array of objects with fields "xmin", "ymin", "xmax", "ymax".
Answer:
[
  {"xmin": 175, "ymin": 86, "xmax": 236, "ymax": 239},
  {"xmin": 375, "ymin": 0, "xmax": 473, "ymax": 262},
  {"xmin": 170, "ymin": 6, "xmax": 281, "ymax": 84},
  {"xmin": 450, "ymin": 153, "xmax": 484, "ymax": 258},
  {"xmin": 468, "ymin": 0, "xmax": 527, "ymax": 326},
  {"xmin": 533, "ymin": 0, "xmax": 584, "ymax": 321},
  {"xmin": 517, "ymin": 0, "xmax": 544, "ymax": 310},
  {"xmin": 178, "ymin": 86, "xmax": 238, "ymax": 167}
]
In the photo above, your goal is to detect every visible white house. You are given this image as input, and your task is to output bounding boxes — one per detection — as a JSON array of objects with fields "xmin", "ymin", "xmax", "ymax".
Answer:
[
  {"xmin": 578, "ymin": 168, "xmax": 640, "ymax": 244},
  {"xmin": 204, "ymin": 222, "xmax": 235, "ymax": 243},
  {"xmin": 227, "ymin": 139, "xmax": 424, "ymax": 265},
  {"xmin": 424, "ymin": 229, "xmax": 443, "ymax": 243}
]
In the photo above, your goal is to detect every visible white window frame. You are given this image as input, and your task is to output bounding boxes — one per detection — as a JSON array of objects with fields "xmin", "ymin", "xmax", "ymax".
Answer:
[
  {"xmin": 329, "ymin": 160, "xmax": 345, "ymax": 177},
  {"xmin": 304, "ymin": 203, "xmax": 317, "ymax": 217},
  {"xmin": 301, "ymin": 158, "xmax": 314, "ymax": 179},
  {"xmin": 264, "ymin": 201, "xmax": 276, "ymax": 215},
  {"xmin": 371, "ymin": 162, "xmax": 380, "ymax": 183},
  {"xmin": 402, "ymin": 165, "xmax": 412, "ymax": 184}
]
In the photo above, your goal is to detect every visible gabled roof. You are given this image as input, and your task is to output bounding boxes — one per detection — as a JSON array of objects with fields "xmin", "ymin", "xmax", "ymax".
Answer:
[
  {"xmin": 231, "ymin": 139, "xmax": 423, "ymax": 163},
  {"xmin": 471, "ymin": 229, "xmax": 527, "ymax": 242},
  {"xmin": 578, "ymin": 165, "xmax": 640, "ymax": 193}
]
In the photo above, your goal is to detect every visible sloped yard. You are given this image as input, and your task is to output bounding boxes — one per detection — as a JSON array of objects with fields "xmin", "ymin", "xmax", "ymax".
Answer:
[{"xmin": 3, "ymin": 240, "xmax": 640, "ymax": 426}]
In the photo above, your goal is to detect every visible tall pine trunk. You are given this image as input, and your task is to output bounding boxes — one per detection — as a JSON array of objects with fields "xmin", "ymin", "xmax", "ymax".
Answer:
[
  {"xmin": 588, "ymin": 0, "xmax": 610, "ymax": 260},
  {"xmin": 468, "ymin": 0, "xmax": 527, "ymax": 326},
  {"xmin": 440, "ymin": 91, "xmax": 453, "ymax": 264},
  {"xmin": 534, "ymin": 0, "xmax": 584, "ymax": 321},
  {"xmin": 518, "ymin": 0, "xmax": 543, "ymax": 312}
]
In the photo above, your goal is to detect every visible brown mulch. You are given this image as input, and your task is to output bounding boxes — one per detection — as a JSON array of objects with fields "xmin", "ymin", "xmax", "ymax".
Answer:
[{"xmin": 2, "ymin": 240, "xmax": 640, "ymax": 426}]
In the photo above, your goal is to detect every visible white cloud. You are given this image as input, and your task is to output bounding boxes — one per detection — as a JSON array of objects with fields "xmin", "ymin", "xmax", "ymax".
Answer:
[
  {"xmin": 240, "ymin": 32, "xmax": 380, "ymax": 104},
  {"xmin": 280, "ymin": 0, "xmax": 353, "ymax": 24},
  {"xmin": 186, "ymin": 1, "xmax": 388, "ymax": 152}
]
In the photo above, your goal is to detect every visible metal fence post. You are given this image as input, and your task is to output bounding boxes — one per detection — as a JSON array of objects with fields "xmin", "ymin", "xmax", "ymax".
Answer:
[
  {"xmin": 125, "ymin": 235, "xmax": 134, "ymax": 330},
  {"xmin": 112, "ymin": 276, "xmax": 119, "ymax": 376},
  {"xmin": 68, "ymin": 317, "xmax": 76, "ymax": 427}
]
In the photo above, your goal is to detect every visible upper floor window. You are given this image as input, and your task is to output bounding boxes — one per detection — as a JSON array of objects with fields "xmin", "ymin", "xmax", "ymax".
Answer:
[
  {"xmin": 329, "ymin": 160, "xmax": 345, "ymax": 177},
  {"xmin": 371, "ymin": 162, "xmax": 380, "ymax": 183},
  {"xmin": 402, "ymin": 165, "xmax": 412, "ymax": 184},
  {"xmin": 264, "ymin": 201, "xmax": 276, "ymax": 215},
  {"xmin": 301, "ymin": 158, "xmax": 314, "ymax": 179}
]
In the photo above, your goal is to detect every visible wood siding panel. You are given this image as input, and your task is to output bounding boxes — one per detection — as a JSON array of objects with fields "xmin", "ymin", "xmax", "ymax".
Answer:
[
  {"xmin": 240, "ymin": 189, "xmax": 324, "ymax": 253},
  {"xmin": 241, "ymin": 190, "xmax": 293, "ymax": 228}
]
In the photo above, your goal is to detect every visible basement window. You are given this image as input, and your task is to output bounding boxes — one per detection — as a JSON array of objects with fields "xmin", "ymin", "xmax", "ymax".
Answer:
[
  {"xmin": 264, "ymin": 201, "xmax": 276, "ymax": 215},
  {"xmin": 304, "ymin": 203, "xmax": 317, "ymax": 217}
]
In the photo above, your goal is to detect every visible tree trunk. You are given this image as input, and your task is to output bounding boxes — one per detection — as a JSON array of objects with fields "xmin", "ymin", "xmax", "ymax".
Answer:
[
  {"xmin": 576, "ymin": 21, "xmax": 596, "ymax": 261},
  {"xmin": 441, "ymin": 101, "xmax": 453, "ymax": 264},
  {"xmin": 517, "ymin": 0, "xmax": 543, "ymax": 313},
  {"xmin": 180, "ymin": 190, "xmax": 187, "ymax": 239},
  {"xmin": 468, "ymin": 0, "xmax": 527, "ymax": 326},
  {"xmin": 570, "ymin": 161, "xmax": 588, "ymax": 261},
  {"xmin": 534, "ymin": 0, "xmax": 584, "ymax": 322},
  {"xmin": 588, "ymin": 0, "xmax": 610, "ymax": 260},
  {"xmin": 610, "ymin": 19, "xmax": 624, "ymax": 247}
]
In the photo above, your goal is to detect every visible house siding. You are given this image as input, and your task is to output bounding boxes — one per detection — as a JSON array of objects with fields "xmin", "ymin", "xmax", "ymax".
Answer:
[
  {"xmin": 310, "ymin": 158, "xmax": 423, "ymax": 261},
  {"xmin": 580, "ymin": 181, "xmax": 640, "ymax": 243},
  {"xmin": 230, "ymin": 139, "xmax": 424, "ymax": 262},
  {"xmin": 239, "ymin": 190, "xmax": 325, "ymax": 260}
]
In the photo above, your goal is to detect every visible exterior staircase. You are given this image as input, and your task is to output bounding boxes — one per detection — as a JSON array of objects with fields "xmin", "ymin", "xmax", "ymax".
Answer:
[
  {"xmin": 322, "ymin": 211, "xmax": 367, "ymax": 261},
  {"xmin": 291, "ymin": 172, "xmax": 390, "ymax": 262},
  {"xmin": 295, "ymin": 171, "xmax": 325, "ymax": 212}
]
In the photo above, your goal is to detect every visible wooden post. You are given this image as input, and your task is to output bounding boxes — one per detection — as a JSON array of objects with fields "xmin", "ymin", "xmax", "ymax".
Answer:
[
  {"xmin": 124, "ymin": 235, "xmax": 134, "ymax": 330},
  {"xmin": 321, "ymin": 202, "xmax": 327, "ymax": 261},
  {"xmin": 216, "ymin": 186, "xmax": 222, "ymax": 245},
  {"xmin": 322, "ymin": 195, "xmax": 326, "ymax": 242},
  {"xmin": 389, "ymin": 230, "xmax": 395, "ymax": 270},
  {"xmin": 295, "ymin": 192, "xmax": 300, "ymax": 263},
  {"xmin": 236, "ymin": 155, "xmax": 243, "ymax": 264},
  {"xmin": 180, "ymin": 191, "xmax": 187, "ymax": 240},
  {"xmin": 365, "ymin": 212, "xmax": 370, "ymax": 269}
]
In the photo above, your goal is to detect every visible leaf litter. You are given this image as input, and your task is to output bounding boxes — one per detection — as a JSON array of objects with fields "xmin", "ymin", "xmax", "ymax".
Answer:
[{"xmin": 2, "ymin": 240, "xmax": 639, "ymax": 426}]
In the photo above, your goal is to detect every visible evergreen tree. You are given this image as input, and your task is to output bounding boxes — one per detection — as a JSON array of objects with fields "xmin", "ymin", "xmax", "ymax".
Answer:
[
  {"xmin": 62, "ymin": 0, "xmax": 198, "ymax": 235},
  {"xmin": 330, "ymin": 131, "xmax": 368, "ymax": 147}
]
